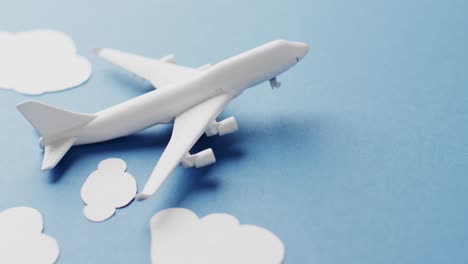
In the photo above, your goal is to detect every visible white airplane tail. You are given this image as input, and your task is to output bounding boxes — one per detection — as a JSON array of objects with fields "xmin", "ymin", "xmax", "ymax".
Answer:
[{"xmin": 17, "ymin": 101, "xmax": 96, "ymax": 170}]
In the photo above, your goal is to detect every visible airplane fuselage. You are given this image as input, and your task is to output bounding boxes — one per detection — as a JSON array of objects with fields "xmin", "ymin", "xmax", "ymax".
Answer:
[{"xmin": 41, "ymin": 40, "xmax": 308, "ymax": 146}]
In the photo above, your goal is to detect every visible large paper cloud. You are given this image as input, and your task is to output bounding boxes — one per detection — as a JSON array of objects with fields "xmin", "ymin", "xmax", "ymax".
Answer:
[
  {"xmin": 150, "ymin": 208, "xmax": 285, "ymax": 264},
  {"xmin": 0, "ymin": 30, "xmax": 91, "ymax": 95},
  {"xmin": 0, "ymin": 207, "xmax": 60, "ymax": 264}
]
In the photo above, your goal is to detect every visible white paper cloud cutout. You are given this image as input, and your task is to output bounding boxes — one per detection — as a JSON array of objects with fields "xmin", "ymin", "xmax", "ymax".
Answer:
[
  {"xmin": 150, "ymin": 208, "xmax": 285, "ymax": 264},
  {"xmin": 0, "ymin": 30, "xmax": 91, "ymax": 95},
  {"xmin": 0, "ymin": 207, "xmax": 59, "ymax": 264},
  {"xmin": 81, "ymin": 158, "xmax": 137, "ymax": 222}
]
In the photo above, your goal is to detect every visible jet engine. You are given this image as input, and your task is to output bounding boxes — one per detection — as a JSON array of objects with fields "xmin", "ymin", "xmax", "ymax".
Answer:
[
  {"xmin": 181, "ymin": 149, "xmax": 216, "ymax": 168},
  {"xmin": 205, "ymin": 117, "xmax": 238, "ymax": 137}
]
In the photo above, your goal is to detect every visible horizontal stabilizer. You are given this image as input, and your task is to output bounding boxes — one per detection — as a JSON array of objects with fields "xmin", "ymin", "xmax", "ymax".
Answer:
[
  {"xmin": 42, "ymin": 137, "xmax": 76, "ymax": 170},
  {"xmin": 17, "ymin": 101, "xmax": 96, "ymax": 138}
]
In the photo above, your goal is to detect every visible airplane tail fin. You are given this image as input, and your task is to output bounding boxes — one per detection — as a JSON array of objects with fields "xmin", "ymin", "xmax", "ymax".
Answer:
[
  {"xmin": 17, "ymin": 101, "xmax": 96, "ymax": 170},
  {"xmin": 17, "ymin": 101, "xmax": 96, "ymax": 138}
]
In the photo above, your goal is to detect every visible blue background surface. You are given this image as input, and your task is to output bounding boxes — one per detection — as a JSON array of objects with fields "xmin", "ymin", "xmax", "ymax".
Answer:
[{"xmin": 1, "ymin": 0, "xmax": 468, "ymax": 263}]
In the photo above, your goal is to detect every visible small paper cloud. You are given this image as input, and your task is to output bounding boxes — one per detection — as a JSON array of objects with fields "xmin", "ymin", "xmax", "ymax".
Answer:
[
  {"xmin": 81, "ymin": 158, "xmax": 137, "ymax": 222},
  {"xmin": 150, "ymin": 208, "xmax": 285, "ymax": 264},
  {"xmin": 0, "ymin": 207, "xmax": 60, "ymax": 264},
  {"xmin": 0, "ymin": 29, "xmax": 91, "ymax": 95}
]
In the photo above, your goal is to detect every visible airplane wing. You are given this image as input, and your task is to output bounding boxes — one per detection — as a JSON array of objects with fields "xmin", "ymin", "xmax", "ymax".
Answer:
[
  {"xmin": 95, "ymin": 48, "xmax": 199, "ymax": 88},
  {"xmin": 135, "ymin": 93, "xmax": 233, "ymax": 200}
]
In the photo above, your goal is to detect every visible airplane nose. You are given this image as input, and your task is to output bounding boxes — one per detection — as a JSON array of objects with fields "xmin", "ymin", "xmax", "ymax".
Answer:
[
  {"xmin": 297, "ymin": 42, "xmax": 310, "ymax": 59},
  {"xmin": 290, "ymin": 41, "xmax": 310, "ymax": 60}
]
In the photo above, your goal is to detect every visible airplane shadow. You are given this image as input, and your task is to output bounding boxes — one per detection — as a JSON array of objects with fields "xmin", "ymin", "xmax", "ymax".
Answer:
[
  {"xmin": 155, "ymin": 114, "xmax": 321, "ymax": 208},
  {"xmin": 48, "ymin": 125, "xmax": 173, "ymax": 183},
  {"xmin": 160, "ymin": 131, "xmax": 246, "ymax": 207},
  {"xmin": 47, "ymin": 114, "xmax": 320, "ymax": 207}
]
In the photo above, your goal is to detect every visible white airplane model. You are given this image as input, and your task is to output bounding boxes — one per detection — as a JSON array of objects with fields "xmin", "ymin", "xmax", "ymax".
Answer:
[{"xmin": 17, "ymin": 40, "xmax": 309, "ymax": 200}]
